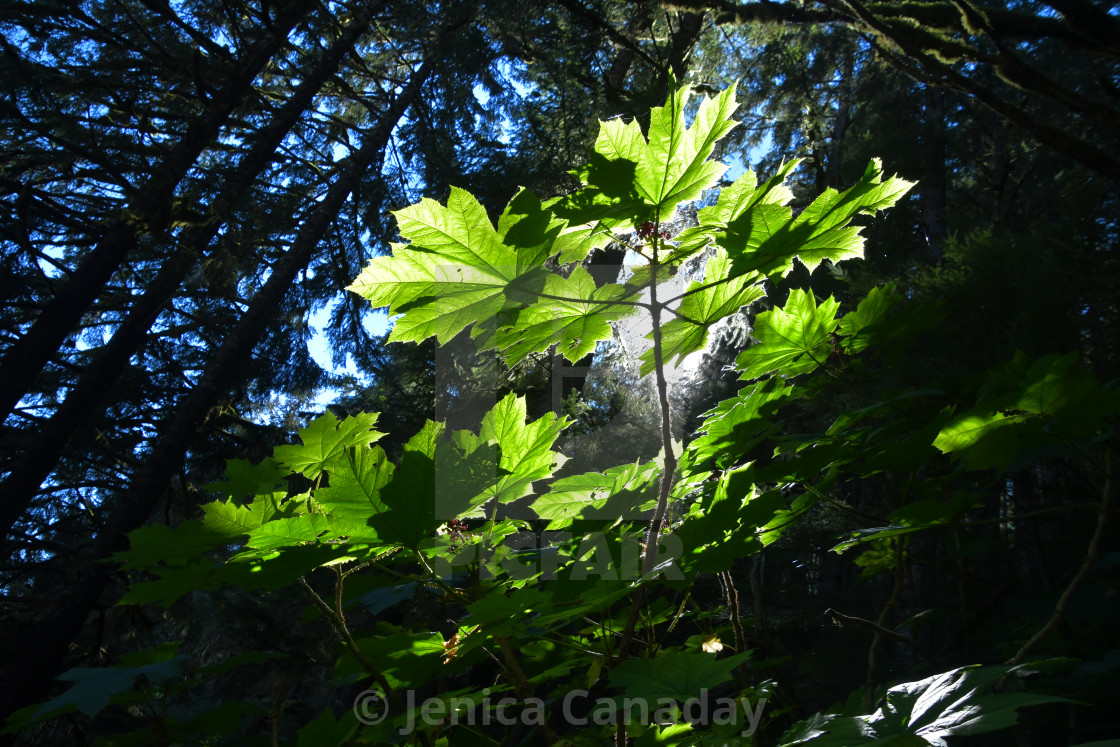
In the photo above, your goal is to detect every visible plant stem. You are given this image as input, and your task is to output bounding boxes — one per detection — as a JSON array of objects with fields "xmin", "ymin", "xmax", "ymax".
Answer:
[
  {"xmin": 495, "ymin": 636, "xmax": 559, "ymax": 744},
  {"xmin": 642, "ymin": 248, "xmax": 678, "ymax": 578},
  {"xmin": 618, "ymin": 233, "xmax": 678, "ymax": 663}
]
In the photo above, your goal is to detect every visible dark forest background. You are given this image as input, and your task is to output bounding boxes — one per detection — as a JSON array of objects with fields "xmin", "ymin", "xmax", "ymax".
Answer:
[{"xmin": 1, "ymin": 0, "xmax": 1118, "ymax": 744}]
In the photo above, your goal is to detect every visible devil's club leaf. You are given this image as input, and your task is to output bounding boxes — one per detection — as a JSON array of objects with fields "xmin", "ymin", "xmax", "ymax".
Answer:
[
  {"xmin": 470, "ymin": 393, "xmax": 570, "ymax": 509},
  {"xmin": 781, "ymin": 665, "xmax": 1073, "ymax": 746},
  {"xmin": 641, "ymin": 248, "xmax": 765, "ymax": 375},
  {"xmin": 348, "ymin": 187, "xmax": 530, "ymax": 345},
  {"xmin": 934, "ymin": 352, "xmax": 1120, "ymax": 469},
  {"xmin": 273, "ymin": 411, "xmax": 384, "ymax": 479},
  {"xmin": 367, "ymin": 420, "xmax": 444, "ymax": 547},
  {"xmin": 558, "ymin": 85, "xmax": 739, "ymax": 226},
  {"xmin": 245, "ymin": 513, "xmax": 332, "ymax": 551},
  {"xmin": 532, "ymin": 459, "xmax": 659, "ymax": 528},
  {"xmin": 719, "ymin": 158, "xmax": 913, "ymax": 280},
  {"xmin": 314, "ymin": 445, "xmax": 395, "ymax": 521},
  {"xmin": 497, "ymin": 266, "xmax": 637, "ymax": 365},
  {"xmin": 736, "ymin": 289, "xmax": 841, "ymax": 380},
  {"xmin": 607, "ymin": 651, "xmax": 752, "ymax": 703},
  {"xmin": 639, "ymin": 85, "xmax": 738, "ymax": 217},
  {"xmin": 33, "ymin": 653, "xmax": 188, "ymax": 719}
]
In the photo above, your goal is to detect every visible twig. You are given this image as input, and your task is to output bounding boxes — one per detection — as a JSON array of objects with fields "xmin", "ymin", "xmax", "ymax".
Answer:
[
  {"xmin": 495, "ymin": 636, "xmax": 559, "ymax": 744},
  {"xmin": 825, "ymin": 605, "xmax": 930, "ymax": 659},
  {"xmin": 996, "ymin": 456, "xmax": 1113, "ymax": 692},
  {"xmin": 720, "ymin": 570, "xmax": 750, "ymax": 686},
  {"xmin": 865, "ymin": 539, "xmax": 905, "ymax": 709},
  {"xmin": 298, "ymin": 575, "xmax": 402, "ymax": 709}
]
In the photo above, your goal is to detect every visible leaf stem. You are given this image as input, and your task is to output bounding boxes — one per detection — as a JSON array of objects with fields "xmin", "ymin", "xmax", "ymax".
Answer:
[{"xmin": 662, "ymin": 268, "xmax": 760, "ymax": 305}]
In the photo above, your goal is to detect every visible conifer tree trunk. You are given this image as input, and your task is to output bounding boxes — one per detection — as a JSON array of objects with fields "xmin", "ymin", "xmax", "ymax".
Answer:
[
  {"xmin": 0, "ymin": 1, "xmax": 313, "ymax": 424},
  {"xmin": 922, "ymin": 86, "xmax": 947, "ymax": 260},
  {"xmin": 0, "ymin": 60, "xmax": 432, "ymax": 731},
  {"xmin": 0, "ymin": 4, "xmax": 379, "ymax": 541}
]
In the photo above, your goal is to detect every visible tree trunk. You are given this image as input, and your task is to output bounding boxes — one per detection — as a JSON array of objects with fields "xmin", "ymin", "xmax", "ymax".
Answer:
[
  {"xmin": 0, "ymin": 60, "xmax": 431, "ymax": 731},
  {"xmin": 0, "ymin": 1, "xmax": 313, "ymax": 424},
  {"xmin": 0, "ymin": 4, "xmax": 379, "ymax": 542},
  {"xmin": 922, "ymin": 86, "xmax": 947, "ymax": 261}
]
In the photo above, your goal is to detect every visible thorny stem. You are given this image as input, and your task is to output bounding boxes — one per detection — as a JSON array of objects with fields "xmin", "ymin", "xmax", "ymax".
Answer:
[
  {"xmin": 662, "ymin": 268, "xmax": 755, "ymax": 306},
  {"xmin": 643, "ymin": 244, "xmax": 679, "ymax": 578},
  {"xmin": 617, "ymin": 229, "xmax": 678, "ymax": 663},
  {"xmin": 494, "ymin": 625, "xmax": 559, "ymax": 742}
]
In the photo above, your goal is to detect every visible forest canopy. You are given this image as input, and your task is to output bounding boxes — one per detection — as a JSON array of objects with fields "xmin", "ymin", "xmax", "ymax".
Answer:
[{"xmin": 1, "ymin": 1, "xmax": 1117, "ymax": 745}]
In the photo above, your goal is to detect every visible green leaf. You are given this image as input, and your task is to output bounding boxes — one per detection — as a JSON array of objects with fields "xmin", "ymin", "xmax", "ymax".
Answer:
[
  {"xmin": 699, "ymin": 160, "xmax": 798, "ymax": 228},
  {"xmin": 641, "ymin": 248, "xmax": 765, "ymax": 375},
  {"xmin": 476, "ymin": 393, "xmax": 570, "ymax": 506},
  {"xmin": 639, "ymin": 85, "xmax": 738, "ymax": 218},
  {"xmin": 33, "ymin": 654, "xmax": 188, "ymax": 719},
  {"xmin": 496, "ymin": 265, "xmax": 637, "ymax": 365},
  {"xmin": 497, "ymin": 188, "xmax": 615, "ymax": 266},
  {"xmin": 205, "ymin": 457, "xmax": 288, "ymax": 501},
  {"xmin": 721, "ymin": 159, "xmax": 913, "ymax": 280},
  {"xmin": 933, "ymin": 353, "xmax": 1120, "ymax": 470},
  {"xmin": 393, "ymin": 186, "xmax": 509, "ymax": 268},
  {"xmin": 607, "ymin": 651, "xmax": 751, "ymax": 703},
  {"xmin": 199, "ymin": 492, "xmax": 293, "ymax": 539},
  {"xmin": 532, "ymin": 460, "xmax": 659, "ymax": 529},
  {"xmin": 782, "ymin": 665, "xmax": 1074, "ymax": 745},
  {"xmin": 337, "ymin": 631, "xmax": 447, "ymax": 689},
  {"xmin": 367, "ymin": 420, "xmax": 444, "ymax": 547},
  {"xmin": 558, "ymin": 85, "xmax": 740, "ymax": 225},
  {"xmin": 119, "ymin": 557, "xmax": 222, "ymax": 606},
  {"xmin": 296, "ymin": 708, "xmax": 359, "ymax": 747},
  {"xmin": 462, "ymin": 587, "xmax": 554, "ymax": 636},
  {"xmin": 831, "ymin": 492, "xmax": 979, "ymax": 553},
  {"xmin": 245, "ymin": 513, "xmax": 332, "ymax": 551},
  {"xmin": 686, "ymin": 378, "xmax": 794, "ymax": 468},
  {"xmin": 836, "ymin": 283, "xmax": 902, "ymax": 353},
  {"xmin": 736, "ymin": 289, "xmax": 841, "ymax": 380},
  {"xmin": 274, "ymin": 411, "xmax": 385, "ymax": 479},
  {"xmin": 112, "ymin": 520, "xmax": 228, "ymax": 569},
  {"xmin": 314, "ymin": 444, "xmax": 395, "ymax": 521},
  {"xmin": 348, "ymin": 187, "xmax": 536, "ymax": 346},
  {"xmin": 867, "ymin": 665, "xmax": 1073, "ymax": 743},
  {"xmin": 672, "ymin": 472, "xmax": 780, "ymax": 574}
]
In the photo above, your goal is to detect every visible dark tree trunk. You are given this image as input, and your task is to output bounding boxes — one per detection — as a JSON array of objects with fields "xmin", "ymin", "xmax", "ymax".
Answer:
[
  {"xmin": 922, "ymin": 86, "xmax": 947, "ymax": 261},
  {"xmin": 0, "ymin": 5, "xmax": 379, "ymax": 541},
  {"xmin": 0, "ymin": 1, "xmax": 313, "ymax": 424},
  {"xmin": 0, "ymin": 61, "xmax": 432, "ymax": 731}
]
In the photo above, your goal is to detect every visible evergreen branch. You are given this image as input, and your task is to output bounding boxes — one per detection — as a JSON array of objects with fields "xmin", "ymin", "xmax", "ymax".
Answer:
[{"xmin": 835, "ymin": 0, "xmax": 1120, "ymax": 177}]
